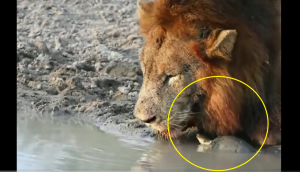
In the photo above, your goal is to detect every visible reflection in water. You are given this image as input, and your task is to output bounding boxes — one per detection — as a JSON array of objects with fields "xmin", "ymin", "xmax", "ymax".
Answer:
[
  {"xmin": 17, "ymin": 114, "xmax": 281, "ymax": 172},
  {"xmin": 17, "ymin": 115, "xmax": 150, "ymax": 171},
  {"xmin": 132, "ymin": 140, "xmax": 281, "ymax": 172}
]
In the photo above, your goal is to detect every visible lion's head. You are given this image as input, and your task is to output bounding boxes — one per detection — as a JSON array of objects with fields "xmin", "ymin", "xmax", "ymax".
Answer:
[{"xmin": 134, "ymin": 0, "xmax": 281, "ymax": 141}]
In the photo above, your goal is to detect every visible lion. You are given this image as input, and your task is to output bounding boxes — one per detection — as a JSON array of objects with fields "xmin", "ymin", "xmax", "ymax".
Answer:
[{"xmin": 134, "ymin": 0, "xmax": 281, "ymax": 147}]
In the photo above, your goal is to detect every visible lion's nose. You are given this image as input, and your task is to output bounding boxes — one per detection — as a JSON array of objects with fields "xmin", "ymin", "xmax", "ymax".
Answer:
[
  {"xmin": 141, "ymin": 115, "xmax": 156, "ymax": 123},
  {"xmin": 134, "ymin": 109, "xmax": 157, "ymax": 123}
]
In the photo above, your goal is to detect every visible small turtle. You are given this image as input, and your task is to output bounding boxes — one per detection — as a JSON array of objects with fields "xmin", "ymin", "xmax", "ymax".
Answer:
[{"xmin": 196, "ymin": 133, "xmax": 256, "ymax": 153}]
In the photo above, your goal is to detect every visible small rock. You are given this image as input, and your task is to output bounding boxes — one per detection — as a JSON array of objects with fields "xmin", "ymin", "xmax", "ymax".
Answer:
[
  {"xmin": 44, "ymin": 4, "xmax": 53, "ymax": 10},
  {"xmin": 62, "ymin": 51, "xmax": 68, "ymax": 57},
  {"xmin": 74, "ymin": 61, "xmax": 95, "ymax": 71},
  {"xmin": 108, "ymin": 30, "xmax": 120, "ymax": 37},
  {"xmin": 19, "ymin": 0, "xmax": 30, "ymax": 9},
  {"xmin": 128, "ymin": 92, "xmax": 138, "ymax": 100},
  {"xmin": 118, "ymin": 86, "xmax": 131, "ymax": 94},
  {"xmin": 108, "ymin": 51, "xmax": 123, "ymax": 61},
  {"xmin": 94, "ymin": 62, "xmax": 102, "ymax": 71},
  {"xmin": 44, "ymin": 64, "xmax": 52, "ymax": 70},
  {"xmin": 41, "ymin": 19, "xmax": 50, "ymax": 27},
  {"xmin": 78, "ymin": 106, "xmax": 86, "ymax": 112},
  {"xmin": 34, "ymin": 41, "xmax": 49, "ymax": 54},
  {"xmin": 80, "ymin": 98, "xmax": 86, "ymax": 103},
  {"xmin": 45, "ymin": 87, "xmax": 58, "ymax": 95},
  {"xmin": 91, "ymin": 39, "xmax": 100, "ymax": 46},
  {"xmin": 28, "ymin": 64, "xmax": 34, "ymax": 70},
  {"xmin": 28, "ymin": 81, "xmax": 37, "ymax": 89},
  {"xmin": 109, "ymin": 90, "xmax": 113, "ymax": 96},
  {"xmin": 19, "ymin": 93, "xmax": 26, "ymax": 97},
  {"xmin": 127, "ymin": 34, "xmax": 141, "ymax": 40},
  {"xmin": 66, "ymin": 65, "xmax": 77, "ymax": 70},
  {"xmin": 54, "ymin": 37, "xmax": 62, "ymax": 50},
  {"xmin": 36, "ymin": 54, "xmax": 46, "ymax": 61},
  {"xmin": 57, "ymin": 84, "xmax": 68, "ymax": 92},
  {"xmin": 51, "ymin": 52, "xmax": 65, "ymax": 63},
  {"xmin": 36, "ymin": 84, "xmax": 42, "ymax": 90},
  {"xmin": 90, "ymin": 83, "xmax": 97, "ymax": 88},
  {"xmin": 17, "ymin": 42, "xmax": 25, "ymax": 49}
]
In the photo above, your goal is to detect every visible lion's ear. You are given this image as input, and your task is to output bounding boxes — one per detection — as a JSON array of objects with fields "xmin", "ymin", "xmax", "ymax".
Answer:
[
  {"xmin": 206, "ymin": 30, "xmax": 237, "ymax": 60},
  {"xmin": 137, "ymin": 0, "xmax": 155, "ymax": 36},
  {"xmin": 137, "ymin": 0, "xmax": 154, "ymax": 17}
]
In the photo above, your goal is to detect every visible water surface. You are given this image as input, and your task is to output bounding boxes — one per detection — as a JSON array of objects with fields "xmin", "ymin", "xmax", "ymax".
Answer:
[{"xmin": 17, "ymin": 114, "xmax": 281, "ymax": 172}]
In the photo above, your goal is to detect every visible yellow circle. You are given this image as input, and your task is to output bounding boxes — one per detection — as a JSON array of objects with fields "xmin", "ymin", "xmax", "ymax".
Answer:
[{"xmin": 167, "ymin": 76, "xmax": 269, "ymax": 171}]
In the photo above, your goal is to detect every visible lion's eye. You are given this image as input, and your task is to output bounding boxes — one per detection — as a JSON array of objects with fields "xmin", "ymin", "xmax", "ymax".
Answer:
[
  {"xmin": 184, "ymin": 65, "xmax": 191, "ymax": 72},
  {"xmin": 199, "ymin": 26, "xmax": 211, "ymax": 39},
  {"xmin": 163, "ymin": 75, "xmax": 173, "ymax": 85}
]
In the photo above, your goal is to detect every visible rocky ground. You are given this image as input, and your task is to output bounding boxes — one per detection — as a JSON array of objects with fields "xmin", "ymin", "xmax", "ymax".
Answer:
[{"xmin": 17, "ymin": 0, "xmax": 154, "ymax": 137}]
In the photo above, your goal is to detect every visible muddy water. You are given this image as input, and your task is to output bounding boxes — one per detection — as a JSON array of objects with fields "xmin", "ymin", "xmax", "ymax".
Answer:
[{"xmin": 17, "ymin": 114, "xmax": 281, "ymax": 172}]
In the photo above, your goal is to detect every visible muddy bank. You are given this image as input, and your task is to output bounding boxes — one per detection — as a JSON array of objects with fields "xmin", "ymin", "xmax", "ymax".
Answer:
[{"xmin": 17, "ymin": 0, "xmax": 154, "ymax": 137}]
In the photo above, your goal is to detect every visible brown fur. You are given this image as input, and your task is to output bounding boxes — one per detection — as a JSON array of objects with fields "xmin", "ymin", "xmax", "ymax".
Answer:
[{"xmin": 135, "ymin": 0, "xmax": 281, "ymax": 146}]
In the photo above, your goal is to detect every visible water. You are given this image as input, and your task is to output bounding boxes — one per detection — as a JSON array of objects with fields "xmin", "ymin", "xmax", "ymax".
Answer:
[{"xmin": 17, "ymin": 114, "xmax": 281, "ymax": 172}]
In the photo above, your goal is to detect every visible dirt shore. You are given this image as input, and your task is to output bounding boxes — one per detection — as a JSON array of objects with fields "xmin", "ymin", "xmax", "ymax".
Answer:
[{"xmin": 17, "ymin": 0, "xmax": 155, "ymax": 137}]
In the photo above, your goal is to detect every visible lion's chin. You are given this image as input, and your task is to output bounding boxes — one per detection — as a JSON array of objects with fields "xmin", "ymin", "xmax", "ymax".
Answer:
[
  {"xmin": 156, "ymin": 129, "xmax": 183, "ymax": 140},
  {"xmin": 150, "ymin": 118, "xmax": 198, "ymax": 139},
  {"xmin": 153, "ymin": 124, "xmax": 196, "ymax": 140}
]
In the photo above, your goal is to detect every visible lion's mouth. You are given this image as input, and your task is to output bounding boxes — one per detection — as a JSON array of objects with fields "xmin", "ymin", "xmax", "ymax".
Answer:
[
  {"xmin": 155, "ymin": 123, "xmax": 196, "ymax": 139},
  {"xmin": 160, "ymin": 129, "xmax": 182, "ymax": 139},
  {"xmin": 151, "ymin": 111, "xmax": 199, "ymax": 139}
]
